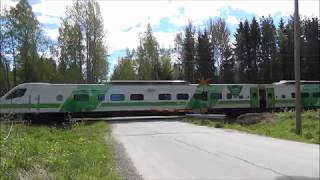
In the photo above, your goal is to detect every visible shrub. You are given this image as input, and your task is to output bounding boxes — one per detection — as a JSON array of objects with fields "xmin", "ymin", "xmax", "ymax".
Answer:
[
  {"xmin": 304, "ymin": 132, "xmax": 313, "ymax": 139},
  {"xmin": 214, "ymin": 123, "xmax": 224, "ymax": 128}
]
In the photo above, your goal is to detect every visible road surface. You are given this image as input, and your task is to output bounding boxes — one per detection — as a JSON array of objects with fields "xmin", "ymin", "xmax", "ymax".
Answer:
[{"xmin": 112, "ymin": 120, "xmax": 319, "ymax": 180}]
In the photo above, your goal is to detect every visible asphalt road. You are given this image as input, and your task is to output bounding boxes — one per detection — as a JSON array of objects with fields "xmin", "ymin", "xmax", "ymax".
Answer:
[{"xmin": 112, "ymin": 120, "xmax": 319, "ymax": 180}]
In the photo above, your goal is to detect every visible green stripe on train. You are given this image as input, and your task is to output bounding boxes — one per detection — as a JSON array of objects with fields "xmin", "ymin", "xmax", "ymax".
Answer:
[
  {"xmin": 1, "ymin": 103, "xmax": 61, "ymax": 109},
  {"xmin": 99, "ymin": 101, "xmax": 187, "ymax": 107},
  {"xmin": 275, "ymin": 99, "xmax": 295, "ymax": 103},
  {"xmin": 217, "ymin": 100, "xmax": 250, "ymax": 105}
]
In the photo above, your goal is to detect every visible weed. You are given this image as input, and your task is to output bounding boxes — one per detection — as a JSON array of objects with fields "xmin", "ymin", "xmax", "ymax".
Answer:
[
  {"xmin": 186, "ymin": 110, "xmax": 320, "ymax": 144},
  {"xmin": 0, "ymin": 121, "xmax": 121, "ymax": 179}
]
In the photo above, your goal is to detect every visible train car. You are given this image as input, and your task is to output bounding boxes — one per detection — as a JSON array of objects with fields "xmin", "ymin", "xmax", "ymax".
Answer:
[
  {"xmin": 0, "ymin": 81, "xmax": 196, "ymax": 119},
  {"xmin": 273, "ymin": 80, "xmax": 320, "ymax": 108},
  {"xmin": 0, "ymin": 80, "xmax": 319, "ymax": 120},
  {"xmin": 190, "ymin": 80, "xmax": 319, "ymax": 114}
]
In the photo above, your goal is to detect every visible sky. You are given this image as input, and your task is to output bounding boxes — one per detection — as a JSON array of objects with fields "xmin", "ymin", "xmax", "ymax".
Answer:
[{"xmin": 1, "ymin": 0, "xmax": 319, "ymax": 77}]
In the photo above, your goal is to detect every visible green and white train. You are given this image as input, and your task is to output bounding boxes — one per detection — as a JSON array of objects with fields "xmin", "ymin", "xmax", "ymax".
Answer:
[{"xmin": 0, "ymin": 80, "xmax": 319, "ymax": 119}]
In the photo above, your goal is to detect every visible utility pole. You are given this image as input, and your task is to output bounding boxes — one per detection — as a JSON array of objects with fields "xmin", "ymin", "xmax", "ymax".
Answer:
[{"xmin": 294, "ymin": 0, "xmax": 302, "ymax": 135}]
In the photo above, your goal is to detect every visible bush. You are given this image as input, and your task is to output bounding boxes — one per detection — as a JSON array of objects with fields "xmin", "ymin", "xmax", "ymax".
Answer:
[
  {"xmin": 236, "ymin": 113, "xmax": 274, "ymax": 125},
  {"xmin": 214, "ymin": 123, "xmax": 224, "ymax": 128},
  {"xmin": 304, "ymin": 132, "xmax": 313, "ymax": 139},
  {"xmin": 200, "ymin": 119, "xmax": 211, "ymax": 126}
]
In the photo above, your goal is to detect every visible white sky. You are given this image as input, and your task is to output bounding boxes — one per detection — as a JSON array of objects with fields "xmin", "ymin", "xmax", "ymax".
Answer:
[
  {"xmin": 1, "ymin": 0, "xmax": 319, "ymax": 54},
  {"xmin": 1, "ymin": 0, "xmax": 319, "ymax": 74}
]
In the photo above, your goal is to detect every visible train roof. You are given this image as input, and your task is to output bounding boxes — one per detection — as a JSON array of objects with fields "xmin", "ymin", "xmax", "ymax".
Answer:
[
  {"xmin": 18, "ymin": 80, "xmax": 190, "ymax": 86},
  {"xmin": 110, "ymin": 80, "xmax": 189, "ymax": 85},
  {"xmin": 273, "ymin": 80, "xmax": 320, "ymax": 85}
]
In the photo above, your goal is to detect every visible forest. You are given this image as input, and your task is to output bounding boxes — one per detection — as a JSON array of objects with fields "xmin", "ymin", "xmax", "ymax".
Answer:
[{"xmin": 0, "ymin": 0, "xmax": 319, "ymax": 96}]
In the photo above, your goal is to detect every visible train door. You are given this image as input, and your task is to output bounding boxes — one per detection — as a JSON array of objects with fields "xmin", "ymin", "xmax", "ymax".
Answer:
[
  {"xmin": 250, "ymin": 87, "xmax": 259, "ymax": 108},
  {"xmin": 191, "ymin": 90, "xmax": 208, "ymax": 113},
  {"xmin": 266, "ymin": 88, "xmax": 275, "ymax": 109},
  {"xmin": 29, "ymin": 90, "xmax": 40, "ymax": 113},
  {"xmin": 258, "ymin": 87, "xmax": 267, "ymax": 110}
]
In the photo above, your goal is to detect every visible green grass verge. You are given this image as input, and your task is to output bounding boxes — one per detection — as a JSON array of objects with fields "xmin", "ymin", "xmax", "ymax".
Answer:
[
  {"xmin": 185, "ymin": 110, "xmax": 320, "ymax": 144},
  {"xmin": 0, "ymin": 121, "xmax": 121, "ymax": 180}
]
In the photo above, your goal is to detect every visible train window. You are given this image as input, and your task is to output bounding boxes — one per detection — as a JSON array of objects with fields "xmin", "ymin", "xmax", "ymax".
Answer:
[
  {"xmin": 301, "ymin": 92, "xmax": 309, "ymax": 98},
  {"xmin": 98, "ymin": 94, "xmax": 105, "ymax": 101},
  {"xmin": 56, "ymin": 95, "xmax": 63, "ymax": 101},
  {"xmin": 291, "ymin": 93, "xmax": 295, "ymax": 98},
  {"xmin": 159, "ymin": 94, "xmax": 171, "ymax": 100},
  {"xmin": 281, "ymin": 95, "xmax": 286, "ymax": 99},
  {"xmin": 239, "ymin": 95, "xmax": 243, "ymax": 99},
  {"xmin": 313, "ymin": 92, "xmax": 320, "ymax": 98},
  {"xmin": 227, "ymin": 93, "xmax": 232, "ymax": 99},
  {"xmin": 111, "ymin": 94, "xmax": 125, "ymax": 101},
  {"xmin": 5, "ymin": 88, "xmax": 27, "ymax": 100},
  {"xmin": 177, "ymin": 93, "xmax": 189, "ymax": 100},
  {"xmin": 211, "ymin": 93, "xmax": 222, "ymax": 99},
  {"xmin": 74, "ymin": 94, "xmax": 89, "ymax": 101},
  {"xmin": 130, "ymin": 94, "xmax": 144, "ymax": 101},
  {"xmin": 194, "ymin": 92, "xmax": 208, "ymax": 100}
]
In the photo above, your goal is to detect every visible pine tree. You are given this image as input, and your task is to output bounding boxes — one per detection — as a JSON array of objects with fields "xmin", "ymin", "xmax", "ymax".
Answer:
[
  {"xmin": 260, "ymin": 16, "xmax": 277, "ymax": 83},
  {"xmin": 234, "ymin": 21, "xmax": 250, "ymax": 83},
  {"xmin": 195, "ymin": 29, "xmax": 213, "ymax": 80},
  {"xmin": 221, "ymin": 45, "xmax": 235, "ymax": 83},
  {"xmin": 249, "ymin": 17, "xmax": 260, "ymax": 83},
  {"xmin": 136, "ymin": 24, "xmax": 159, "ymax": 80},
  {"xmin": 301, "ymin": 17, "xmax": 320, "ymax": 80},
  {"xmin": 278, "ymin": 17, "xmax": 294, "ymax": 80},
  {"xmin": 182, "ymin": 21, "xmax": 196, "ymax": 83},
  {"xmin": 277, "ymin": 18, "xmax": 290, "ymax": 80}
]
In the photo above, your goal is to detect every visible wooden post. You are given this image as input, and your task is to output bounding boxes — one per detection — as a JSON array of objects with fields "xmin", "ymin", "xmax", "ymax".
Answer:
[{"xmin": 294, "ymin": 0, "xmax": 302, "ymax": 135}]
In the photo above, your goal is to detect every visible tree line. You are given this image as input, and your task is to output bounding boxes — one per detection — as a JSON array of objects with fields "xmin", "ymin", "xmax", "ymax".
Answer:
[
  {"xmin": 1, "ymin": 0, "xmax": 319, "ymax": 96},
  {"xmin": 0, "ymin": 0, "xmax": 108, "ymax": 95},
  {"xmin": 112, "ymin": 16, "xmax": 319, "ymax": 84}
]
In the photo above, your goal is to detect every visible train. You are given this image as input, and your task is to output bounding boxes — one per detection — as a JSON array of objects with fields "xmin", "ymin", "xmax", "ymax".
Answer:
[{"xmin": 0, "ymin": 80, "xmax": 319, "ymax": 120}]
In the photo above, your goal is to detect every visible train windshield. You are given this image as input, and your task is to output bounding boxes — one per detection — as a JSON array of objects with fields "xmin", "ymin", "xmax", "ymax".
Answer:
[{"xmin": 5, "ymin": 88, "xmax": 27, "ymax": 100}]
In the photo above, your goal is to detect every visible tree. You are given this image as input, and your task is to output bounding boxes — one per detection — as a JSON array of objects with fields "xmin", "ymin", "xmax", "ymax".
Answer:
[
  {"xmin": 37, "ymin": 57, "xmax": 57, "ymax": 82},
  {"xmin": 58, "ymin": 0, "xmax": 108, "ymax": 83},
  {"xmin": 248, "ymin": 17, "xmax": 260, "ymax": 83},
  {"xmin": 234, "ymin": 21, "xmax": 251, "ymax": 83},
  {"xmin": 172, "ymin": 33, "xmax": 184, "ymax": 80},
  {"xmin": 136, "ymin": 24, "xmax": 160, "ymax": 80},
  {"xmin": 58, "ymin": 18, "xmax": 83, "ymax": 83},
  {"xmin": 111, "ymin": 50, "xmax": 137, "ymax": 80},
  {"xmin": 195, "ymin": 29, "xmax": 213, "ymax": 80},
  {"xmin": 260, "ymin": 16, "xmax": 277, "ymax": 83},
  {"xmin": 0, "ymin": 57, "xmax": 10, "ymax": 95},
  {"xmin": 2, "ymin": 9, "xmax": 17, "ymax": 87},
  {"xmin": 208, "ymin": 18, "xmax": 230, "ymax": 82},
  {"xmin": 301, "ymin": 17, "xmax": 320, "ymax": 80},
  {"xmin": 159, "ymin": 48, "xmax": 173, "ymax": 80},
  {"xmin": 221, "ymin": 45, "xmax": 235, "ymax": 83},
  {"xmin": 13, "ymin": 0, "xmax": 42, "ymax": 83},
  {"xmin": 279, "ymin": 17, "xmax": 295, "ymax": 80},
  {"xmin": 0, "ymin": 13, "xmax": 10, "ymax": 93},
  {"xmin": 182, "ymin": 21, "xmax": 196, "ymax": 83}
]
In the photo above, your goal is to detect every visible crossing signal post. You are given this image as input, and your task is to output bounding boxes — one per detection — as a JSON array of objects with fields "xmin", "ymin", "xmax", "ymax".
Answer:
[{"xmin": 294, "ymin": 0, "xmax": 302, "ymax": 135}]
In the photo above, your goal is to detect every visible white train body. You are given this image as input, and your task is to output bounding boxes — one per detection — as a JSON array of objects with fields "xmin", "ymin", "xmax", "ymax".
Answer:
[{"xmin": 0, "ymin": 80, "xmax": 319, "ymax": 118}]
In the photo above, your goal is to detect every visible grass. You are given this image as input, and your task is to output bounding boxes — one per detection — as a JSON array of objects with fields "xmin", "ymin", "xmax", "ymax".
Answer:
[
  {"xmin": 185, "ymin": 110, "xmax": 320, "ymax": 144},
  {"xmin": 0, "ymin": 121, "xmax": 121, "ymax": 180}
]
